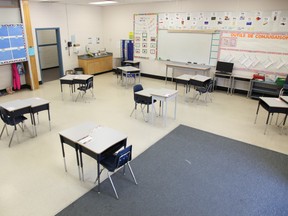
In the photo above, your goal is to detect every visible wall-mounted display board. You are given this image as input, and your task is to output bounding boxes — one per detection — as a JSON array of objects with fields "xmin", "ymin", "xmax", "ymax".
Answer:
[
  {"xmin": 133, "ymin": 13, "xmax": 158, "ymax": 60},
  {"xmin": 158, "ymin": 10, "xmax": 288, "ymax": 32},
  {"xmin": 0, "ymin": 24, "xmax": 27, "ymax": 65},
  {"xmin": 218, "ymin": 31, "xmax": 288, "ymax": 76},
  {"xmin": 157, "ymin": 30, "xmax": 213, "ymax": 64}
]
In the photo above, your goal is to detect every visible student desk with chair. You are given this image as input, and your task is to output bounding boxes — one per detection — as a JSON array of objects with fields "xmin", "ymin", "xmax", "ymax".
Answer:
[
  {"xmin": 0, "ymin": 97, "xmax": 51, "ymax": 147},
  {"xmin": 123, "ymin": 60, "xmax": 140, "ymax": 68},
  {"xmin": 59, "ymin": 122, "xmax": 128, "ymax": 193},
  {"xmin": 175, "ymin": 74, "xmax": 211, "ymax": 93},
  {"xmin": 165, "ymin": 61, "xmax": 211, "ymax": 84},
  {"xmin": 59, "ymin": 74, "xmax": 94, "ymax": 100},
  {"xmin": 135, "ymin": 88, "xmax": 178, "ymax": 126},
  {"xmin": 117, "ymin": 66, "xmax": 141, "ymax": 88}
]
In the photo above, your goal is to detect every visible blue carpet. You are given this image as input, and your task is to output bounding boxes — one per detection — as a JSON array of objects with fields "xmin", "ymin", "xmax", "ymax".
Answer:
[{"xmin": 56, "ymin": 124, "xmax": 288, "ymax": 216}]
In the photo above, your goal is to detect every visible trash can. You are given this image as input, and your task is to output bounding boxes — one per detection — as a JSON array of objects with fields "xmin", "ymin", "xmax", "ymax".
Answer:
[{"xmin": 74, "ymin": 67, "xmax": 84, "ymax": 74}]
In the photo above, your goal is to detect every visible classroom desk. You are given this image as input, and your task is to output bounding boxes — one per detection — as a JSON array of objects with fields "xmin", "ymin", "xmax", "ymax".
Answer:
[
  {"xmin": 124, "ymin": 60, "xmax": 140, "ymax": 68},
  {"xmin": 214, "ymin": 72, "xmax": 233, "ymax": 94},
  {"xmin": 231, "ymin": 75, "xmax": 252, "ymax": 97},
  {"xmin": 117, "ymin": 66, "xmax": 141, "ymax": 88},
  {"xmin": 136, "ymin": 88, "xmax": 178, "ymax": 126},
  {"xmin": 59, "ymin": 122, "xmax": 127, "ymax": 192},
  {"xmin": 165, "ymin": 61, "xmax": 211, "ymax": 84},
  {"xmin": 175, "ymin": 74, "xmax": 211, "ymax": 94},
  {"xmin": 254, "ymin": 97, "xmax": 288, "ymax": 134},
  {"xmin": 0, "ymin": 97, "xmax": 51, "ymax": 138},
  {"xmin": 0, "ymin": 100, "xmax": 32, "ymax": 146},
  {"xmin": 59, "ymin": 74, "xmax": 93, "ymax": 100},
  {"xmin": 21, "ymin": 97, "xmax": 51, "ymax": 136}
]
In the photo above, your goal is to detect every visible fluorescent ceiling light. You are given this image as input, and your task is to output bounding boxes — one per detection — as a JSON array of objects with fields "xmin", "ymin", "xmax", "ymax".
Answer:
[{"xmin": 90, "ymin": 1, "xmax": 117, "ymax": 5}]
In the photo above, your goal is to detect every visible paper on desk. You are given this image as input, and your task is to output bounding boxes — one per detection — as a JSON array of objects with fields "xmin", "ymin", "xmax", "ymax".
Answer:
[{"xmin": 78, "ymin": 136, "xmax": 92, "ymax": 144}]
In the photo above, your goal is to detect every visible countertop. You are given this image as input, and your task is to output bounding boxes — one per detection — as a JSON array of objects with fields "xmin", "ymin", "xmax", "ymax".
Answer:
[{"xmin": 78, "ymin": 52, "xmax": 113, "ymax": 60}]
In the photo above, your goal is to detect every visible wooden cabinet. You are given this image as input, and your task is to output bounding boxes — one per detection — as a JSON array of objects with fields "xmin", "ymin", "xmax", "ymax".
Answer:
[{"xmin": 78, "ymin": 54, "xmax": 113, "ymax": 75}]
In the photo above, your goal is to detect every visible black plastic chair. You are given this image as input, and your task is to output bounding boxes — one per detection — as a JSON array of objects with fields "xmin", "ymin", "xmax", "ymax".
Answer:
[
  {"xmin": 75, "ymin": 77, "xmax": 94, "ymax": 102},
  {"xmin": 130, "ymin": 84, "xmax": 155, "ymax": 121},
  {"xmin": 193, "ymin": 79, "xmax": 213, "ymax": 103},
  {"xmin": 100, "ymin": 145, "xmax": 137, "ymax": 199},
  {"xmin": 0, "ymin": 107, "xmax": 27, "ymax": 147},
  {"xmin": 280, "ymin": 83, "xmax": 288, "ymax": 96}
]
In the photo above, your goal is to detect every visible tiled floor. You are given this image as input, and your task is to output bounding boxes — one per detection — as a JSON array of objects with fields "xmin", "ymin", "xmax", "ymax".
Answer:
[{"xmin": 0, "ymin": 72, "xmax": 287, "ymax": 216}]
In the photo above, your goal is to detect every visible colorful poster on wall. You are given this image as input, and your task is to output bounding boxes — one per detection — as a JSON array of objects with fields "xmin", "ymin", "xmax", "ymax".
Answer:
[
  {"xmin": 158, "ymin": 10, "xmax": 288, "ymax": 32},
  {"xmin": 218, "ymin": 31, "xmax": 288, "ymax": 76},
  {"xmin": 134, "ymin": 13, "xmax": 158, "ymax": 60},
  {"xmin": 0, "ymin": 24, "xmax": 27, "ymax": 65}
]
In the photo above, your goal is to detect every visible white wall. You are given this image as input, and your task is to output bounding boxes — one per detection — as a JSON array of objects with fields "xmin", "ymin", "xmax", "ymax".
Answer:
[
  {"xmin": 102, "ymin": 0, "xmax": 288, "ymax": 77},
  {"xmin": 29, "ymin": 2, "xmax": 103, "ymax": 79}
]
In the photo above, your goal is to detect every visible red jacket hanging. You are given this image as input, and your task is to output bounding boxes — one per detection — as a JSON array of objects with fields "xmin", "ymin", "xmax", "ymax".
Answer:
[{"xmin": 12, "ymin": 63, "xmax": 21, "ymax": 90}]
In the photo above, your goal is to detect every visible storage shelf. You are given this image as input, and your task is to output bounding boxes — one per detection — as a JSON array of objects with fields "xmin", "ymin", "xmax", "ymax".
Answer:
[{"xmin": 249, "ymin": 80, "xmax": 281, "ymax": 99}]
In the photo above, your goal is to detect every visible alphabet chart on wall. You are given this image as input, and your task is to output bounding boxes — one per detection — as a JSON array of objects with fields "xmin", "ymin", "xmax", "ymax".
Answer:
[
  {"xmin": 134, "ymin": 13, "xmax": 158, "ymax": 59},
  {"xmin": 158, "ymin": 10, "xmax": 288, "ymax": 32}
]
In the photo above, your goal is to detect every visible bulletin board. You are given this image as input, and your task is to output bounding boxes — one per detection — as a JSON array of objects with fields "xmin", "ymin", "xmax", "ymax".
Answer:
[
  {"xmin": 133, "ymin": 13, "xmax": 158, "ymax": 60},
  {"xmin": 0, "ymin": 24, "xmax": 27, "ymax": 65},
  {"xmin": 218, "ymin": 31, "xmax": 288, "ymax": 76}
]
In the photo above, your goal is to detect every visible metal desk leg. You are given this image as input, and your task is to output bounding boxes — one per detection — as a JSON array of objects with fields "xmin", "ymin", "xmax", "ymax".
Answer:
[
  {"xmin": 79, "ymin": 150, "xmax": 84, "ymax": 181},
  {"xmin": 48, "ymin": 108, "xmax": 51, "ymax": 131},
  {"xmin": 264, "ymin": 112, "xmax": 271, "ymax": 135},
  {"xmin": 97, "ymin": 155, "xmax": 101, "ymax": 193},
  {"xmin": 254, "ymin": 102, "xmax": 261, "ymax": 124},
  {"xmin": 165, "ymin": 66, "xmax": 168, "ymax": 84},
  {"xmin": 61, "ymin": 143, "xmax": 67, "ymax": 172}
]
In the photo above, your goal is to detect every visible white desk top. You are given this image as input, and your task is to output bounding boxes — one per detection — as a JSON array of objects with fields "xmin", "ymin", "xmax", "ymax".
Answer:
[
  {"xmin": 259, "ymin": 97, "xmax": 288, "ymax": 108},
  {"xmin": 22, "ymin": 97, "xmax": 50, "ymax": 107},
  {"xmin": 175, "ymin": 74, "xmax": 211, "ymax": 82},
  {"xmin": 147, "ymin": 88, "xmax": 178, "ymax": 98},
  {"xmin": 136, "ymin": 88, "xmax": 178, "ymax": 98},
  {"xmin": 280, "ymin": 96, "xmax": 288, "ymax": 104},
  {"xmin": 60, "ymin": 74, "xmax": 93, "ymax": 81},
  {"xmin": 165, "ymin": 61, "xmax": 211, "ymax": 70},
  {"xmin": 59, "ymin": 122, "xmax": 127, "ymax": 154},
  {"xmin": 124, "ymin": 60, "xmax": 140, "ymax": 64},
  {"xmin": 117, "ymin": 66, "xmax": 140, "ymax": 72},
  {"xmin": 191, "ymin": 74, "xmax": 211, "ymax": 82},
  {"xmin": 0, "ymin": 99, "xmax": 31, "ymax": 112},
  {"xmin": 175, "ymin": 74, "xmax": 194, "ymax": 81}
]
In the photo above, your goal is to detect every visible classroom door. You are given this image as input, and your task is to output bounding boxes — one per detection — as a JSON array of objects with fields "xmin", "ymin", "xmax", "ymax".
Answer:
[{"xmin": 35, "ymin": 28, "xmax": 63, "ymax": 83}]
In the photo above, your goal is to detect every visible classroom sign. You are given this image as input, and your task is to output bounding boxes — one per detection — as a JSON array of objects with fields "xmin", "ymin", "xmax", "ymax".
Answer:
[{"xmin": 218, "ymin": 31, "xmax": 288, "ymax": 75}]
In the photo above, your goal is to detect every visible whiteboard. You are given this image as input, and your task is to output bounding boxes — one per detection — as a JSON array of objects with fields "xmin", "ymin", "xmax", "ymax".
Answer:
[{"xmin": 157, "ymin": 30, "xmax": 212, "ymax": 65}]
